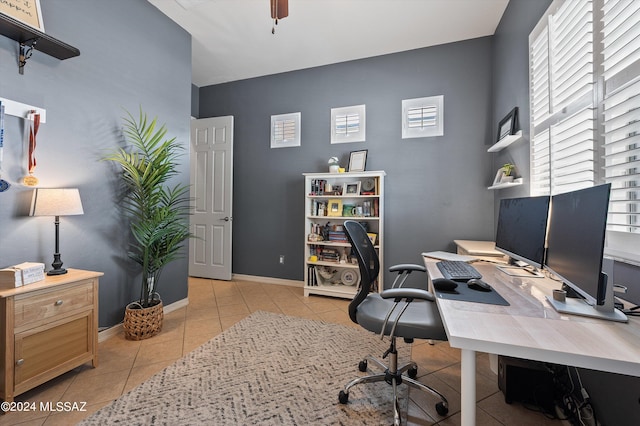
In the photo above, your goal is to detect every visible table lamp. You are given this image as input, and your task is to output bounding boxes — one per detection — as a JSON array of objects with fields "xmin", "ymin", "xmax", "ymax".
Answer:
[{"xmin": 29, "ymin": 188, "xmax": 84, "ymax": 275}]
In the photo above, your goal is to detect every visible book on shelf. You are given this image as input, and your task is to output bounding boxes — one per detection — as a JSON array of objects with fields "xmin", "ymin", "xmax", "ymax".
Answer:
[{"xmin": 0, "ymin": 262, "xmax": 45, "ymax": 289}]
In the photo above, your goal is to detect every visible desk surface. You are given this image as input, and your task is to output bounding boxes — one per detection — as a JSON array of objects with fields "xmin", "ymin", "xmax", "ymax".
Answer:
[{"xmin": 424, "ymin": 258, "xmax": 640, "ymax": 377}]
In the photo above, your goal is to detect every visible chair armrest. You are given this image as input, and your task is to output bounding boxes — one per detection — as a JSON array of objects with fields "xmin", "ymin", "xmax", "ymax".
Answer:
[
  {"xmin": 389, "ymin": 264, "xmax": 426, "ymax": 273},
  {"xmin": 380, "ymin": 288, "xmax": 435, "ymax": 302}
]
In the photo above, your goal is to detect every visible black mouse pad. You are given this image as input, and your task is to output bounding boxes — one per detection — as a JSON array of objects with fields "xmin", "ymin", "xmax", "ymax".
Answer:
[{"xmin": 435, "ymin": 283, "xmax": 510, "ymax": 306}]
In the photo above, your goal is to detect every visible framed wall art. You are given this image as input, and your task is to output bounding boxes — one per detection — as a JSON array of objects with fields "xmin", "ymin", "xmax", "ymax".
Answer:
[{"xmin": 0, "ymin": 0, "xmax": 45, "ymax": 31}]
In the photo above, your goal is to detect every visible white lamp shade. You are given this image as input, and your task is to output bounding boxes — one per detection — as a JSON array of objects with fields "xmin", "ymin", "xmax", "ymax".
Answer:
[{"xmin": 30, "ymin": 188, "xmax": 84, "ymax": 217}]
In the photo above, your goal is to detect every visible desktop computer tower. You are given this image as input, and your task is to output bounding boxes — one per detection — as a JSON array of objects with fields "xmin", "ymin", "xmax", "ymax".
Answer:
[{"xmin": 498, "ymin": 355, "xmax": 556, "ymax": 415}]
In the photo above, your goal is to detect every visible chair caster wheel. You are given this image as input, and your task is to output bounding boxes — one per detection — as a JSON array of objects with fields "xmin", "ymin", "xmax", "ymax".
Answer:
[
  {"xmin": 408, "ymin": 366, "xmax": 418, "ymax": 379},
  {"xmin": 338, "ymin": 390, "xmax": 349, "ymax": 404},
  {"xmin": 358, "ymin": 360, "xmax": 367, "ymax": 372},
  {"xmin": 435, "ymin": 401, "xmax": 449, "ymax": 416}
]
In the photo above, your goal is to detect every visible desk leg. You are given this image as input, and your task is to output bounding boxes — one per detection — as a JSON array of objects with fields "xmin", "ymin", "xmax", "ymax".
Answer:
[{"xmin": 460, "ymin": 349, "xmax": 476, "ymax": 426}]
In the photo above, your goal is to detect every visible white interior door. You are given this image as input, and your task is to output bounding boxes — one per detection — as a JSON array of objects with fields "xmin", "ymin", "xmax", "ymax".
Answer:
[{"xmin": 189, "ymin": 116, "xmax": 234, "ymax": 280}]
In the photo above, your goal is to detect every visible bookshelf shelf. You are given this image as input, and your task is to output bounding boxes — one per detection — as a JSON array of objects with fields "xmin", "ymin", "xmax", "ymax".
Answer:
[{"xmin": 303, "ymin": 171, "xmax": 385, "ymax": 299}]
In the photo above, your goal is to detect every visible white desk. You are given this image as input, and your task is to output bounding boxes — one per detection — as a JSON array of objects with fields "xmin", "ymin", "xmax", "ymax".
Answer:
[{"xmin": 423, "ymin": 257, "xmax": 640, "ymax": 426}]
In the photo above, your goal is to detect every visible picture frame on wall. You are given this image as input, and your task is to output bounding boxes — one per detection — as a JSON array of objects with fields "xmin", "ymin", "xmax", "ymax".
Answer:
[
  {"xmin": 348, "ymin": 149, "xmax": 368, "ymax": 172},
  {"xmin": 497, "ymin": 107, "xmax": 518, "ymax": 142},
  {"xmin": 0, "ymin": 0, "xmax": 45, "ymax": 31}
]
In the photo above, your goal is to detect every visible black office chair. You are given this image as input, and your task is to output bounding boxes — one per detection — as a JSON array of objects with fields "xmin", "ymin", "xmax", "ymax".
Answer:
[{"xmin": 338, "ymin": 220, "xmax": 449, "ymax": 425}]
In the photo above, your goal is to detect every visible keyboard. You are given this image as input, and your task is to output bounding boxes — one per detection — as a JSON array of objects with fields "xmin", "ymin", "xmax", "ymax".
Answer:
[{"xmin": 436, "ymin": 260, "xmax": 482, "ymax": 281}]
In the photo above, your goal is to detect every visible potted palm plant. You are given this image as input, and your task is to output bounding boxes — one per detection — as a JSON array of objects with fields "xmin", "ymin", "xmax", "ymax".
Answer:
[{"xmin": 105, "ymin": 109, "xmax": 192, "ymax": 340}]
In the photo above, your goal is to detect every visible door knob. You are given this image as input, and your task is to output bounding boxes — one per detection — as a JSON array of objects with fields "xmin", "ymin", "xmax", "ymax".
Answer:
[{"xmin": 220, "ymin": 217, "xmax": 231, "ymax": 222}]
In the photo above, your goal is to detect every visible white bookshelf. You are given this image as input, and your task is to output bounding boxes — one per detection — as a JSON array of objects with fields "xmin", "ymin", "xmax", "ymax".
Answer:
[{"xmin": 303, "ymin": 171, "xmax": 385, "ymax": 299}]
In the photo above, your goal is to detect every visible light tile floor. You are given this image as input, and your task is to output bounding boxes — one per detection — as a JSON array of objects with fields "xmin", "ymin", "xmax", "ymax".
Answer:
[{"xmin": 3, "ymin": 277, "xmax": 565, "ymax": 425}]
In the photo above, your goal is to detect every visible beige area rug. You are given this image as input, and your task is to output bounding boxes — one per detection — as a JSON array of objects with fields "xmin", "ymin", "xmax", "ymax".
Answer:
[{"xmin": 79, "ymin": 311, "xmax": 411, "ymax": 425}]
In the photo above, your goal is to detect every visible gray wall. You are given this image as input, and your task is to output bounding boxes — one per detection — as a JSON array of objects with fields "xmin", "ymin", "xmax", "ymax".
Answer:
[
  {"xmin": 492, "ymin": 1, "xmax": 640, "ymax": 424},
  {"xmin": 199, "ymin": 38, "xmax": 496, "ymax": 287},
  {"xmin": 0, "ymin": 0, "xmax": 192, "ymax": 327}
]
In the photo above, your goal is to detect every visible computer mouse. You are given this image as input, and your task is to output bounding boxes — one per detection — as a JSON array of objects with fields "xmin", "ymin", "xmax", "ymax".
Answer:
[
  {"xmin": 467, "ymin": 278, "xmax": 492, "ymax": 292},
  {"xmin": 432, "ymin": 278, "xmax": 458, "ymax": 292}
]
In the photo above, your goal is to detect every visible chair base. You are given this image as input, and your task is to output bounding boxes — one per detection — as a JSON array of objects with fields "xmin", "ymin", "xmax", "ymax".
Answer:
[{"xmin": 338, "ymin": 337, "xmax": 449, "ymax": 425}]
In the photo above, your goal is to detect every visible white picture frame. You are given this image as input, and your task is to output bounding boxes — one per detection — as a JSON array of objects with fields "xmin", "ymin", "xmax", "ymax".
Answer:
[
  {"xmin": 0, "ymin": 0, "xmax": 45, "ymax": 32},
  {"xmin": 402, "ymin": 95, "xmax": 444, "ymax": 139}
]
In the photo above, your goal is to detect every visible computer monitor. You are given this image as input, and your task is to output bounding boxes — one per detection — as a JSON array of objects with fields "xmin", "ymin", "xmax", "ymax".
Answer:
[
  {"xmin": 544, "ymin": 184, "xmax": 627, "ymax": 322},
  {"xmin": 495, "ymin": 196, "xmax": 550, "ymax": 277}
]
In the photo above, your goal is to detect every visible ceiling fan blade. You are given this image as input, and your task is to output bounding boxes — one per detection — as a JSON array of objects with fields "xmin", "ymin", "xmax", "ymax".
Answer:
[{"xmin": 270, "ymin": 0, "xmax": 289, "ymax": 20}]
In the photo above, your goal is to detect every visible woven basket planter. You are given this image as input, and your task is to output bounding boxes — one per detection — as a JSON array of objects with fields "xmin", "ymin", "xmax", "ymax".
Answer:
[{"xmin": 123, "ymin": 299, "xmax": 164, "ymax": 340}]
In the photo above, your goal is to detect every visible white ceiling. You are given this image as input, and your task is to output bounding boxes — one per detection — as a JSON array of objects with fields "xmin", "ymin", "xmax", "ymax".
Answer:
[{"xmin": 148, "ymin": 0, "xmax": 510, "ymax": 87}]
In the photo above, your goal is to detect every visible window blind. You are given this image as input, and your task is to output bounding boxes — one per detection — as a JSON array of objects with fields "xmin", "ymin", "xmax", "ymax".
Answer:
[
  {"xmin": 335, "ymin": 113, "xmax": 360, "ymax": 135},
  {"xmin": 407, "ymin": 105, "xmax": 437, "ymax": 129},
  {"xmin": 273, "ymin": 118, "xmax": 297, "ymax": 143},
  {"xmin": 602, "ymin": 0, "xmax": 640, "ymax": 235},
  {"xmin": 529, "ymin": 0, "xmax": 640, "ymax": 260}
]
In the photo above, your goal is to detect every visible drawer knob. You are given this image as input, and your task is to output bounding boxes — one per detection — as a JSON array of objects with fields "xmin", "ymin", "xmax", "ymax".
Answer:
[
  {"xmin": 16, "ymin": 359, "xmax": 24, "ymax": 366},
  {"xmin": 55, "ymin": 300, "xmax": 64, "ymax": 306}
]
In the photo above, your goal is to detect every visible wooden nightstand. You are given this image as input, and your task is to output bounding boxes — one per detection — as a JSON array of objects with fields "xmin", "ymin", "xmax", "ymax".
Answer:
[{"xmin": 0, "ymin": 269, "xmax": 101, "ymax": 402}]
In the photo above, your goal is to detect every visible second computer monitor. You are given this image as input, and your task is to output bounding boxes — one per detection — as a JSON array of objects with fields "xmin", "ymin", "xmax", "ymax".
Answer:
[{"xmin": 495, "ymin": 196, "xmax": 550, "ymax": 275}]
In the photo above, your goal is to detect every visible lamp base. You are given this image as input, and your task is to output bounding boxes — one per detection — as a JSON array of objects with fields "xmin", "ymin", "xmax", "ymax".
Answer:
[{"xmin": 48, "ymin": 252, "xmax": 67, "ymax": 275}]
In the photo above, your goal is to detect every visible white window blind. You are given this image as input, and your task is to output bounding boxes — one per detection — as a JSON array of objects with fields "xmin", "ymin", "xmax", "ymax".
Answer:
[
  {"xmin": 401, "ymin": 95, "xmax": 444, "ymax": 139},
  {"xmin": 531, "ymin": 29, "xmax": 550, "ymax": 128},
  {"xmin": 335, "ymin": 113, "xmax": 360, "ymax": 135},
  {"xmin": 270, "ymin": 112, "xmax": 301, "ymax": 148},
  {"xmin": 529, "ymin": 0, "xmax": 640, "ymax": 261},
  {"xmin": 530, "ymin": 0, "xmax": 595, "ymax": 196},
  {"xmin": 331, "ymin": 105, "xmax": 366, "ymax": 144},
  {"xmin": 550, "ymin": 107, "xmax": 595, "ymax": 193},
  {"xmin": 602, "ymin": 0, "xmax": 640, "ymax": 238}
]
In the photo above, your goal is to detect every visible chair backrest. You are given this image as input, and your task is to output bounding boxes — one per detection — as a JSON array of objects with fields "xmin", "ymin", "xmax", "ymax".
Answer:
[{"xmin": 343, "ymin": 220, "xmax": 380, "ymax": 324}]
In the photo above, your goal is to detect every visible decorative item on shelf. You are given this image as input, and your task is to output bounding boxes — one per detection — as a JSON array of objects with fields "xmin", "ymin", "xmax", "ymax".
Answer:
[
  {"xmin": 29, "ymin": 188, "xmax": 84, "ymax": 275},
  {"xmin": 348, "ymin": 149, "xmax": 367, "ymax": 172},
  {"xmin": 493, "ymin": 163, "xmax": 517, "ymax": 186},
  {"xmin": 367, "ymin": 233, "xmax": 378, "ymax": 245},
  {"xmin": 344, "ymin": 181, "xmax": 361, "ymax": 195},
  {"xmin": 327, "ymin": 199, "xmax": 343, "ymax": 216},
  {"xmin": 328, "ymin": 156, "xmax": 340, "ymax": 173},
  {"xmin": 104, "ymin": 108, "xmax": 192, "ymax": 340},
  {"xmin": 500, "ymin": 163, "xmax": 516, "ymax": 183},
  {"xmin": 340, "ymin": 269, "xmax": 360, "ymax": 287},
  {"xmin": 361, "ymin": 177, "xmax": 375, "ymax": 195},
  {"xmin": 342, "ymin": 204, "xmax": 355, "ymax": 217},
  {"xmin": 497, "ymin": 107, "xmax": 518, "ymax": 142}
]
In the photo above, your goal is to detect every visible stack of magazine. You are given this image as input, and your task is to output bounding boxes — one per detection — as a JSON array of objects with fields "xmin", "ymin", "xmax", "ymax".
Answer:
[{"xmin": 0, "ymin": 262, "xmax": 45, "ymax": 289}]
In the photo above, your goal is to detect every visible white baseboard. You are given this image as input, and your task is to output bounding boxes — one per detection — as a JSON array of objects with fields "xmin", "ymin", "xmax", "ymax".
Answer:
[
  {"xmin": 232, "ymin": 274, "xmax": 304, "ymax": 288},
  {"xmin": 98, "ymin": 297, "xmax": 190, "ymax": 343}
]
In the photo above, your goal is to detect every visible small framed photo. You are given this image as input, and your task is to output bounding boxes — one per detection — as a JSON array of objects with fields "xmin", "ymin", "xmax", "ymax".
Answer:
[
  {"xmin": 0, "ymin": 0, "xmax": 44, "ymax": 31},
  {"xmin": 348, "ymin": 149, "xmax": 368, "ymax": 172},
  {"xmin": 327, "ymin": 199, "xmax": 343, "ymax": 217},
  {"xmin": 344, "ymin": 182, "xmax": 361, "ymax": 195},
  {"xmin": 493, "ymin": 169, "xmax": 505, "ymax": 186},
  {"xmin": 367, "ymin": 233, "xmax": 378, "ymax": 245},
  {"xmin": 497, "ymin": 107, "xmax": 518, "ymax": 142}
]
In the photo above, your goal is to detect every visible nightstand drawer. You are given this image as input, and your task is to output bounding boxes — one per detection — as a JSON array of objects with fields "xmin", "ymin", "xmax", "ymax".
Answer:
[{"xmin": 14, "ymin": 281, "xmax": 94, "ymax": 329}]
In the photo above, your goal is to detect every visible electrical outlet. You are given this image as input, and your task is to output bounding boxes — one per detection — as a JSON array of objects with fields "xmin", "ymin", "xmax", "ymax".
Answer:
[{"xmin": 279, "ymin": 255, "xmax": 285, "ymax": 264}]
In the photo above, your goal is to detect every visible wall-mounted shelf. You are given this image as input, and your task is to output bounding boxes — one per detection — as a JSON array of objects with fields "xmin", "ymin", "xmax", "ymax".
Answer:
[
  {"xmin": 0, "ymin": 13, "xmax": 80, "ymax": 73},
  {"xmin": 488, "ymin": 178, "xmax": 523, "ymax": 190},
  {"xmin": 487, "ymin": 130, "xmax": 523, "ymax": 152}
]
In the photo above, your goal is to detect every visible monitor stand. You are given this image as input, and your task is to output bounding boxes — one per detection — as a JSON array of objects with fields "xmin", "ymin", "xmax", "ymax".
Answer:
[
  {"xmin": 546, "ymin": 273, "xmax": 628, "ymax": 322},
  {"xmin": 546, "ymin": 297, "xmax": 628, "ymax": 322},
  {"xmin": 497, "ymin": 265, "xmax": 544, "ymax": 278}
]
